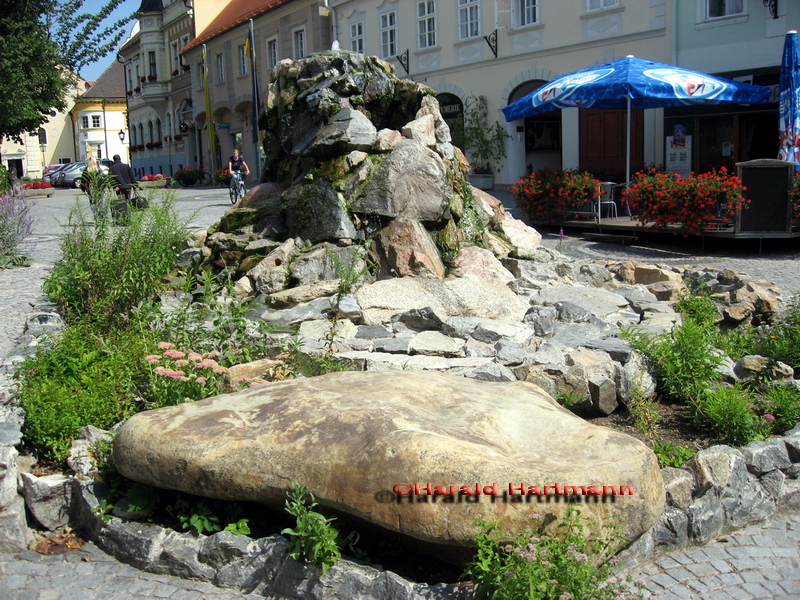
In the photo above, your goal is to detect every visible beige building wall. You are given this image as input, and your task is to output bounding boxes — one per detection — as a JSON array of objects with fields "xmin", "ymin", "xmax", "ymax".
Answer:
[{"xmin": 329, "ymin": 0, "xmax": 670, "ymax": 185}]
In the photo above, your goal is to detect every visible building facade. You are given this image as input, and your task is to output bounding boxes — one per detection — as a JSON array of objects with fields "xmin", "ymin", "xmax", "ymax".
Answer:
[
  {"xmin": 71, "ymin": 61, "xmax": 128, "ymax": 165},
  {"xmin": 118, "ymin": 0, "xmax": 794, "ymax": 187},
  {"xmin": 181, "ymin": 0, "xmax": 333, "ymax": 180}
]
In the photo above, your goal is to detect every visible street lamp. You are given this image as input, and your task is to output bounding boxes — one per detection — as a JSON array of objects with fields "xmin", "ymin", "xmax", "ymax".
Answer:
[
  {"xmin": 39, "ymin": 142, "xmax": 46, "ymax": 172},
  {"xmin": 118, "ymin": 130, "xmax": 126, "ymax": 143}
]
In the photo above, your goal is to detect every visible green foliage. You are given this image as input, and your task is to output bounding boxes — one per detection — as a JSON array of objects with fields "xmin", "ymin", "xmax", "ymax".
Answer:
[
  {"xmin": 674, "ymin": 288, "xmax": 719, "ymax": 329},
  {"xmin": 0, "ymin": 1, "xmax": 71, "ymax": 140},
  {"xmin": 79, "ymin": 169, "xmax": 118, "ymax": 211},
  {"xmin": 624, "ymin": 320, "xmax": 723, "ymax": 402},
  {"xmin": 555, "ymin": 390, "xmax": 583, "ymax": 411},
  {"xmin": 43, "ymin": 195, "xmax": 189, "ymax": 330},
  {"xmin": 511, "ymin": 169, "xmax": 601, "ymax": 222},
  {"xmin": 759, "ymin": 385, "xmax": 800, "ymax": 433},
  {"xmin": 281, "ymin": 484, "xmax": 341, "ymax": 575},
  {"xmin": 692, "ymin": 386, "xmax": 769, "ymax": 447},
  {"xmin": 173, "ymin": 168, "xmax": 204, "ymax": 186},
  {"xmin": 16, "ymin": 322, "xmax": 156, "ymax": 462},
  {"xmin": 652, "ymin": 441, "xmax": 695, "ymax": 468},
  {"xmin": 463, "ymin": 510, "xmax": 644, "ymax": 600},
  {"xmin": 462, "ymin": 95, "xmax": 510, "ymax": 174},
  {"xmin": 752, "ymin": 294, "xmax": 800, "ymax": 371},
  {"xmin": 627, "ymin": 384, "xmax": 661, "ymax": 442}
]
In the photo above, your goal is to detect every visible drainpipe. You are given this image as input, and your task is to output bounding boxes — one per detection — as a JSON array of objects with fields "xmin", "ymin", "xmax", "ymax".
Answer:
[
  {"xmin": 325, "ymin": 0, "xmax": 339, "ymax": 47},
  {"xmin": 672, "ymin": 0, "xmax": 678, "ymax": 66}
]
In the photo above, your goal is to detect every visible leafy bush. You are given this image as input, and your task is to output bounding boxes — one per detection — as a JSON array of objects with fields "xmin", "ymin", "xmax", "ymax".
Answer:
[
  {"xmin": 43, "ymin": 195, "xmax": 188, "ymax": 330},
  {"xmin": 213, "ymin": 167, "xmax": 232, "ymax": 183},
  {"xmin": 282, "ymin": 484, "xmax": 341, "ymax": 575},
  {"xmin": 463, "ymin": 509, "xmax": 643, "ymax": 600},
  {"xmin": 758, "ymin": 385, "xmax": 800, "ymax": 434},
  {"xmin": 623, "ymin": 167, "xmax": 748, "ymax": 235},
  {"xmin": 511, "ymin": 168, "xmax": 600, "ymax": 222},
  {"xmin": 624, "ymin": 320, "xmax": 723, "ymax": 403},
  {"xmin": 692, "ymin": 386, "xmax": 769, "ymax": 446},
  {"xmin": 462, "ymin": 95, "xmax": 510, "ymax": 174},
  {"xmin": 0, "ymin": 193, "xmax": 34, "ymax": 263},
  {"xmin": 16, "ymin": 322, "xmax": 156, "ymax": 461},
  {"xmin": 752, "ymin": 294, "xmax": 800, "ymax": 372},
  {"xmin": 652, "ymin": 441, "xmax": 695, "ymax": 468}
]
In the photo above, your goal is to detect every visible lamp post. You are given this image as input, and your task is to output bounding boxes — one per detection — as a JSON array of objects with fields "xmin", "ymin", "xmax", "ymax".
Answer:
[
  {"xmin": 119, "ymin": 130, "xmax": 126, "ymax": 160},
  {"xmin": 39, "ymin": 142, "xmax": 46, "ymax": 174}
]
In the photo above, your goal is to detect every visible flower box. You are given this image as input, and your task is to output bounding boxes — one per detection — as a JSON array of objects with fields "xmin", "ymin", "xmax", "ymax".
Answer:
[
  {"xmin": 23, "ymin": 188, "xmax": 54, "ymax": 198},
  {"xmin": 137, "ymin": 180, "xmax": 168, "ymax": 189}
]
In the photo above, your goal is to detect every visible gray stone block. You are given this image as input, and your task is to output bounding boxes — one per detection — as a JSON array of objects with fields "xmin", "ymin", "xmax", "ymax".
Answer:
[{"xmin": 740, "ymin": 439, "xmax": 792, "ymax": 475}]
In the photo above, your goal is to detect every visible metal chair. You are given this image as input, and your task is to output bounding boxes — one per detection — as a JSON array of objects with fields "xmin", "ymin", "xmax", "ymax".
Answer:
[{"xmin": 596, "ymin": 181, "xmax": 618, "ymax": 220}]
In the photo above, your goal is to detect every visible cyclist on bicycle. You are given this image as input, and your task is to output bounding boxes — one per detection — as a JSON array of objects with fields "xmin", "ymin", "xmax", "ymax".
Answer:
[{"xmin": 228, "ymin": 149, "xmax": 250, "ymax": 192}]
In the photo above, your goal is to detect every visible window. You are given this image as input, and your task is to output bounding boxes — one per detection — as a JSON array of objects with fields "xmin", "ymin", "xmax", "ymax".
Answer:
[
  {"xmin": 294, "ymin": 29, "xmax": 306, "ymax": 59},
  {"xmin": 351, "ymin": 21, "xmax": 365, "ymax": 53},
  {"xmin": 81, "ymin": 116, "xmax": 89, "ymax": 129},
  {"xmin": 126, "ymin": 67, "xmax": 133, "ymax": 91},
  {"xmin": 92, "ymin": 115, "xmax": 101, "ymax": 128},
  {"xmin": 706, "ymin": 0, "xmax": 744, "ymax": 18},
  {"xmin": 587, "ymin": 0, "xmax": 617, "ymax": 10},
  {"xmin": 216, "ymin": 53, "xmax": 224, "ymax": 83},
  {"xmin": 380, "ymin": 11, "xmax": 397, "ymax": 58},
  {"xmin": 267, "ymin": 38, "xmax": 278, "ymax": 69},
  {"xmin": 148, "ymin": 51, "xmax": 157, "ymax": 78},
  {"xmin": 38, "ymin": 128, "xmax": 47, "ymax": 145},
  {"xmin": 517, "ymin": 0, "xmax": 538, "ymax": 25},
  {"xmin": 417, "ymin": 1, "xmax": 436, "ymax": 49},
  {"xmin": 238, "ymin": 44, "xmax": 247, "ymax": 76},
  {"xmin": 198, "ymin": 63, "xmax": 204, "ymax": 89},
  {"xmin": 458, "ymin": 0, "xmax": 480, "ymax": 40},
  {"xmin": 171, "ymin": 42, "xmax": 179, "ymax": 72}
]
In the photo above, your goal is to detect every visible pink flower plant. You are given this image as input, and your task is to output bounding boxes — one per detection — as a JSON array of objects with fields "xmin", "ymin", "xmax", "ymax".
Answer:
[{"xmin": 145, "ymin": 345, "xmax": 227, "ymax": 407}]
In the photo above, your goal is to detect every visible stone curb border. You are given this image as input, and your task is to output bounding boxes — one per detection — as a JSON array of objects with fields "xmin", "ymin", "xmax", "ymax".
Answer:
[
  {"xmin": 617, "ymin": 423, "xmax": 800, "ymax": 572},
  {"xmin": 65, "ymin": 480, "xmax": 469, "ymax": 600}
]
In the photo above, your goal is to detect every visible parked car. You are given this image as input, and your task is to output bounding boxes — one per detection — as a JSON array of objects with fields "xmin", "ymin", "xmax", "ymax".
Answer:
[
  {"xmin": 42, "ymin": 163, "xmax": 71, "ymax": 184},
  {"xmin": 52, "ymin": 160, "xmax": 112, "ymax": 188}
]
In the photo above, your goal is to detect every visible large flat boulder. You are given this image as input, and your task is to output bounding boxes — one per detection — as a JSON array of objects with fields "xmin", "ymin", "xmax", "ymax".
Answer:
[
  {"xmin": 114, "ymin": 371, "xmax": 664, "ymax": 548},
  {"xmin": 354, "ymin": 277, "xmax": 529, "ymax": 325}
]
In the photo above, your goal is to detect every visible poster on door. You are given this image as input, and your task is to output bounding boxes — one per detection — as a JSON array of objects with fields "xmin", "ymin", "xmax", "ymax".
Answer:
[{"xmin": 667, "ymin": 123, "xmax": 692, "ymax": 177}]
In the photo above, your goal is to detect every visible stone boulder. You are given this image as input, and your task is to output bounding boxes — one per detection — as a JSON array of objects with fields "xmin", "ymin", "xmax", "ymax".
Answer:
[{"xmin": 114, "ymin": 371, "xmax": 664, "ymax": 548}]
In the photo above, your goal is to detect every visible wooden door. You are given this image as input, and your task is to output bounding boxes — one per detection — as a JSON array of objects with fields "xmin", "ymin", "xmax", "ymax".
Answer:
[{"xmin": 579, "ymin": 109, "xmax": 643, "ymax": 181}]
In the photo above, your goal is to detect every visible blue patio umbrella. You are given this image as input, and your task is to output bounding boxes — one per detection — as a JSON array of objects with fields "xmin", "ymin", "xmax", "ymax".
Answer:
[
  {"xmin": 778, "ymin": 31, "xmax": 800, "ymax": 165},
  {"xmin": 503, "ymin": 55, "xmax": 771, "ymax": 190}
]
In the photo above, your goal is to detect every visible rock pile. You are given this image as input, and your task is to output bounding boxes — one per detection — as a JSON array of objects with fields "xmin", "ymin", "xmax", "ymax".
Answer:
[{"xmin": 188, "ymin": 51, "xmax": 542, "ymax": 298}]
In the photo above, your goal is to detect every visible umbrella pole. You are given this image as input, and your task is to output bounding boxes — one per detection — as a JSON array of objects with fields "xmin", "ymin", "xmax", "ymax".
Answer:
[{"xmin": 626, "ymin": 95, "xmax": 631, "ymax": 187}]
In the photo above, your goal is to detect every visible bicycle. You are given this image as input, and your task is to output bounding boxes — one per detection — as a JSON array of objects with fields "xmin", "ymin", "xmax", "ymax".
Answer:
[{"xmin": 229, "ymin": 170, "xmax": 247, "ymax": 204}]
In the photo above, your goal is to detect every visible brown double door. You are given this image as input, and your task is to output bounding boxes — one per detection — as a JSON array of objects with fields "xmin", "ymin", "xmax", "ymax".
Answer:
[{"xmin": 579, "ymin": 108, "xmax": 644, "ymax": 181}]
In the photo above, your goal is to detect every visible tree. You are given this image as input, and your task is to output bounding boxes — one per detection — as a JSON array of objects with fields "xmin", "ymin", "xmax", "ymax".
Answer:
[
  {"xmin": 0, "ymin": 0, "xmax": 133, "ymax": 141},
  {"xmin": 48, "ymin": 0, "xmax": 134, "ymax": 74}
]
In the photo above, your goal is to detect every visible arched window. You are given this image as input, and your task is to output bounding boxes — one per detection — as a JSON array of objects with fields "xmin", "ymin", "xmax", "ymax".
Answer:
[
  {"xmin": 38, "ymin": 128, "xmax": 47, "ymax": 145},
  {"xmin": 156, "ymin": 118, "xmax": 162, "ymax": 141},
  {"xmin": 148, "ymin": 121, "xmax": 154, "ymax": 144}
]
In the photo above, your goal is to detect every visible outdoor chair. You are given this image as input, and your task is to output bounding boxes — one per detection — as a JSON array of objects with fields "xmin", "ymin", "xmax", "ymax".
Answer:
[{"xmin": 596, "ymin": 181, "xmax": 618, "ymax": 219}]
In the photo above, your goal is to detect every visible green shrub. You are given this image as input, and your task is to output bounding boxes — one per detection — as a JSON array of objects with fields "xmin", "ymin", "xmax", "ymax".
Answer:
[
  {"xmin": 16, "ymin": 322, "xmax": 156, "ymax": 462},
  {"xmin": 759, "ymin": 385, "xmax": 800, "ymax": 434},
  {"xmin": 753, "ymin": 294, "xmax": 800, "ymax": 372},
  {"xmin": 652, "ymin": 440, "xmax": 695, "ymax": 468},
  {"xmin": 281, "ymin": 483, "xmax": 341, "ymax": 575},
  {"xmin": 43, "ymin": 195, "xmax": 188, "ymax": 330},
  {"xmin": 463, "ymin": 509, "xmax": 644, "ymax": 600},
  {"xmin": 624, "ymin": 320, "xmax": 722, "ymax": 403},
  {"xmin": 692, "ymin": 385, "xmax": 769, "ymax": 447}
]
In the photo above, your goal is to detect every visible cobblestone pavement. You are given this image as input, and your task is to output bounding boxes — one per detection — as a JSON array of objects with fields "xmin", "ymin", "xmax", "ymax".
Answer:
[
  {"xmin": 0, "ymin": 542, "xmax": 271, "ymax": 600},
  {"xmin": 2, "ymin": 186, "xmax": 800, "ymax": 598},
  {"xmin": 632, "ymin": 512, "xmax": 800, "ymax": 600}
]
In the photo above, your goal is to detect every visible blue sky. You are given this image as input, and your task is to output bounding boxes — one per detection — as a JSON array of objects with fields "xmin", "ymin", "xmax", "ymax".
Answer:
[{"xmin": 78, "ymin": 0, "xmax": 141, "ymax": 81}]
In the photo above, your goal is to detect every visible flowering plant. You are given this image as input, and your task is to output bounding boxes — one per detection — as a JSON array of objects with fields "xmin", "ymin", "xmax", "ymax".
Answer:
[
  {"xmin": 138, "ymin": 174, "xmax": 167, "ymax": 181},
  {"xmin": 133, "ymin": 86, "xmax": 141, "ymax": 93},
  {"xmin": 511, "ymin": 168, "xmax": 600, "ymax": 222},
  {"xmin": 174, "ymin": 167, "xmax": 203, "ymax": 185},
  {"xmin": 174, "ymin": 134, "xmax": 182, "ymax": 141},
  {"xmin": 22, "ymin": 181, "xmax": 52, "ymax": 189},
  {"xmin": 464, "ymin": 508, "xmax": 645, "ymax": 600},
  {"xmin": 214, "ymin": 167, "xmax": 232, "ymax": 183},
  {"xmin": 171, "ymin": 69, "xmax": 179, "ymax": 77},
  {"xmin": 623, "ymin": 167, "xmax": 748, "ymax": 235},
  {"xmin": 140, "ymin": 76, "xmax": 147, "ymax": 82},
  {"xmin": 144, "ymin": 343, "xmax": 228, "ymax": 407}
]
